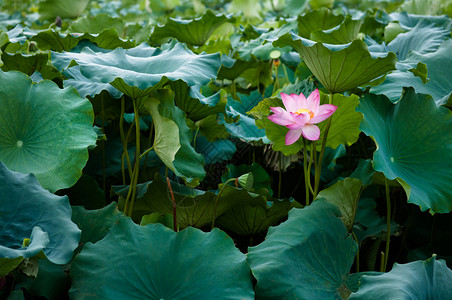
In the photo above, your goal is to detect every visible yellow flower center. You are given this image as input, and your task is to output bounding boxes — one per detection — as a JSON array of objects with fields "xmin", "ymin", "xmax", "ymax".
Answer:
[{"xmin": 295, "ymin": 108, "xmax": 314, "ymax": 119}]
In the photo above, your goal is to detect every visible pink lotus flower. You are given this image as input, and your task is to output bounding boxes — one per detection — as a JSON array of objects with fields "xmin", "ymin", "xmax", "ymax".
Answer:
[{"xmin": 268, "ymin": 89, "xmax": 337, "ymax": 145}]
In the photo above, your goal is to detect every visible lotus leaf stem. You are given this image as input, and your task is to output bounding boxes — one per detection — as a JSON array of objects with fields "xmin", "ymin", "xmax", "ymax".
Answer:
[
  {"xmin": 166, "ymin": 177, "xmax": 178, "ymax": 232},
  {"xmin": 384, "ymin": 177, "xmax": 391, "ymax": 271},
  {"xmin": 313, "ymin": 93, "xmax": 333, "ymax": 198},
  {"xmin": 303, "ymin": 139, "xmax": 310, "ymax": 206},
  {"xmin": 211, "ymin": 178, "xmax": 236, "ymax": 230}
]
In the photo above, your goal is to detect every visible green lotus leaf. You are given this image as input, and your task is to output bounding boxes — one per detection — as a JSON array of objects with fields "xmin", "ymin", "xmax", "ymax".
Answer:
[
  {"xmin": 38, "ymin": 0, "xmax": 90, "ymax": 19},
  {"xmin": 1, "ymin": 52, "xmax": 61, "ymax": 81},
  {"xmin": 350, "ymin": 256, "xmax": 452, "ymax": 299},
  {"xmin": 52, "ymin": 42, "xmax": 221, "ymax": 99},
  {"xmin": 217, "ymin": 196, "xmax": 301, "ymax": 236},
  {"xmin": 0, "ymin": 162, "xmax": 81, "ymax": 265},
  {"xmin": 350, "ymin": 159, "xmax": 376, "ymax": 186},
  {"xmin": 220, "ymin": 90, "xmax": 270, "ymax": 144},
  {"xmin": 53, "ymin": 42, "xmax": 123, "ymax": 99},
  {"xmin": 170, "ymin": 80, "xmax": 226, "ymax": 122},
  {"xmin": 359, "ymin": 88, "xmax": 452, "ymax": 213},
  {"xmin": 311, "ymin": 15, "xmax": 363, "ymax": 44},
  {"xmin": 142, "ymin": 90, "xmax": 205, "ymax": 184},
  {"xmin": 297, "ymin": 8, "xmax": 345, "ymax": 39},
  {"xmin": 112, "ymin": 174, "xmax": 267, "ymax": 228},
  {"xmin": 140, "ymin": 212, "xmax": 174, "ymax": 228},
  {"xmin": 70, "ymin": 219, "xmax": 254, "ymax": 299},
  {"xmin": 316, "ymin": 92, "xmax": 363, "ymax": 151},
  {"xmin": 389, "ymin": 11, "xmax": 452, "ymax": 30},
  {"xmin": 33, "ymin": 28, "xmax": 134, "ymax": 52},
  {"xmin": 247, "ymin": 200, "xmax": 358, "ymax": 299},
  {"xmin": 68, "ymin": 13, "xmax": 126, "ymax": 35},
  {"xmin": 0, "ymin": 70, "xmax": 97, "ymax": 192},
  {"xmin": 71, "ymin": 203, "xmax": 126, "ymax": 247},
  {"xmin": 0, "ymin": 31, "xmax": 7, "ymax": 67},
  {"xmin": 387, "ymin": 19, "xmax": 450, "ymax": 61},
  {"xmin": 371, "ymin": 39, "xmax": 452, "ymax": 105},
  {"xmin": 273, "ymin": 32, "xmax": 397, "ymax": 93},
  {"xmin": 317, "ymin": 144, "xmax": 346, "ymax": 183},
  {"xmin": 63, "ymin": 65, "xmax": 123, "ymax": 98},
  {"xmin": 150, "ymin": 10, "xmax": 234, "ymax": 46},
  {"xmin": 316, "ymin": 178, "xmax": 363, "ymax": 231},
  {"xmin": 0, "ymin": 25, "xmax": 30, "ymax": 54}
]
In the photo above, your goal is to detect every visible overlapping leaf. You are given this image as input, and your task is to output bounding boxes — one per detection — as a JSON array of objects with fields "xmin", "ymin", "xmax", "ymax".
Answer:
[
  {"xmin": 350, "ymin": 256, "xmax": 452, "ymax": 299},
  {"xmin": 142, "ymin": 90, "xmax": 206, "ymax": 184},
  {"xmin": 70, "ymin": 219, "xmax": 254, "ymax": 299},
  {"xmin": 273, "ymin": 32, "xmax": 396, "ymax": 93},
  {"xmin": 316, "ymin": 178, "xmax": 363, "ymax": 231},
  {"xmin": 0, "ymin": 162, "xmax": 80, "ymax": 266},
  {"xmin": 371, "ymin": 38, "xmax": 452, "ymax": 105}
]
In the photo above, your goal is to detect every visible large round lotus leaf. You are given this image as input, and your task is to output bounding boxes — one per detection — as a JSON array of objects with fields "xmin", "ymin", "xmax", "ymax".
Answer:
[
  {"xmin": 0, "ymin": 162, "xmax": 81, "ymax": 265},
  {"xmin": 0, "ymin": 70, "xmax": 97, "ymax": 192},
  {"xmin": 359, "ymin": 88, "xmax": 452, "ymax": 213},
  {"xmin": 69, "ymin": 219, "xmax": 254, "ymax": 299},
  {"xmin": 350, "ymin": 256, "xmax": 452, "ymax": 299},
  {"xmin": 51, "ymin": 42, "xmax": 221, "ymax": 99},
  {"xmin": 247, "ymin": 200, "xmax": 358, "ymax": 299},
  {"xmin": 273, "ymin": 32, "xmax": 396, "ymax": 93},
  {"xmin": 150, "ymin": 10, "xmax": 235, "ymax": 46}
]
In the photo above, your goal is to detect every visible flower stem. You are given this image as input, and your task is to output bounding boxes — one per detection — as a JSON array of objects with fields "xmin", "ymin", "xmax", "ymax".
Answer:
[
  {"xmin": 307, "ymin": 142, "xmax": 315, "ymax": 196},
  {"xmin": 166, "ymin": 177, "xmax": 178, "ymax": 232},
  {"xmin": 303, "ymin": 139, "xmax": 310, "ymax": 206},
  {"xmin": 352, "ymin": 231, "xmax": 360, "ymax": 272},
  {"xmin": 384, "ymin": 177, "xmax": 391, "ymax": 271},
  {"xmin": 119, "ymin": 97, "xmax": 133, "ymax": 184},
  {"xmin": 100, "ymin": 93, "xmax": 106, "ymax": 197},
  {"xmin": 313, "ymin": 93, "xmax": 333, "ymax": 197},
  {"xmin": 211, "ymin": 178, "xmax": 236, "ymax": 230},
  {"xmin": 124, "ymin": 98, "xmax": 141, "ymax": 217},
  {"xmin": 278, "ymin": 152, "xmax": 282, "ymax": 199}
]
